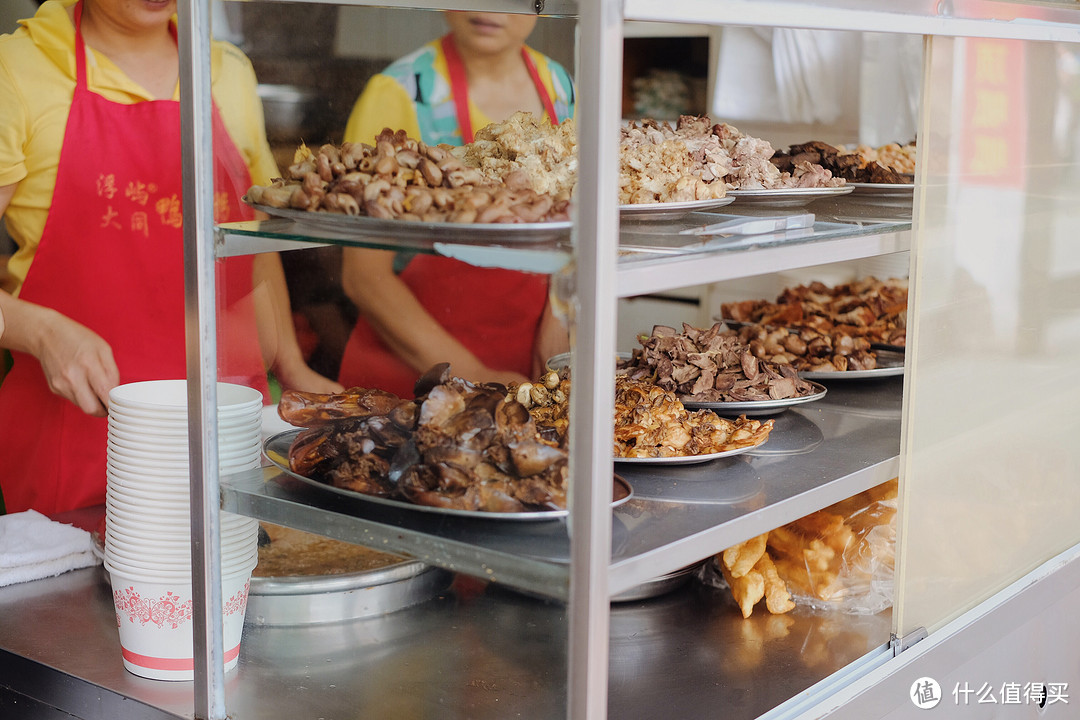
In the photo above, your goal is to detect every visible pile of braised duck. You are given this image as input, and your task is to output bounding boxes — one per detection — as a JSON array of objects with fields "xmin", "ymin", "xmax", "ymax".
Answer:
[
  {"xmin": 278, "ymin": 364, "xmax": 568, "ymax": 512},
  {"xmin": 617, "ymin": 323, "xmax": 820, "ymax": 403}
]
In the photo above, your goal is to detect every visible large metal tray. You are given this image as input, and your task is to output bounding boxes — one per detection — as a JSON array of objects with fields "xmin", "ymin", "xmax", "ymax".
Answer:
[
  {"xmin": 244, "ymin": 197, "xmax": 571, "ymax": 244},
  {"xmin": 263, "ymin": 429, "xmax": 632, "ymax": 522},
  {"xmin": 247, "ymin": 561, "xmax": 453, "ymax": 626}
]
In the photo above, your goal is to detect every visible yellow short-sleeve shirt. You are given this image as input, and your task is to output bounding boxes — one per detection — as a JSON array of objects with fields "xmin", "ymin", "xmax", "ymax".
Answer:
[{"xmin": 0, "ymin": 0, "xmax": 278, "ymax": 293}]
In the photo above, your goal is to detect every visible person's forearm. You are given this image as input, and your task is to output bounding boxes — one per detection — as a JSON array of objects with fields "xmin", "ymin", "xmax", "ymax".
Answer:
[
  {"xmin": 252, "ymin": 252, "xmax": 302, "ymax": 371},
  {"xmin": 342, "ymin": 249, "xmax": 490, "ymax": 378},
  {"xmin": 0, "ymin": 290, "xmax": 50, "ymax": 356},
  {"xmin": 252, "ymin": 253, "xmax": 343, "ymax": 393}
]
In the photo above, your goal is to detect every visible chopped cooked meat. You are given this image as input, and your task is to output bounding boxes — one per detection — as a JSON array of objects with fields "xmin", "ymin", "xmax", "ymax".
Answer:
[{"xmin": 619, "ymin": 322, "xmax": 819, "ymax": 402}]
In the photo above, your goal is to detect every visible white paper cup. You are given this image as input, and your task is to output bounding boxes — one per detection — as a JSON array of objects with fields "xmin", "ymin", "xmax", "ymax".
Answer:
[
  {"xmin": 105, "ymin": 509, "xmax": 256, "ymax": 532},
  {"xmin": 107, "ymin": 485, "xmax": 189, "ymax": 507},
  {"xmin": 105, "ymin": 553, "xmax": 257, "ymax": 582},
  {"xmin": 105, "ymin": 518, "xmax": 256, "ymax": 546},
  {"xmin": 106, "ymin": 480, "xmax": 190, "ymax": 503},
  {"xmin": 107, "ymin": 450, "xmax": 260, "ymax": 477},
  {"xmin": 104, "ymin": 553, "xmax": 258, "ymax": 587},
  {"xmin": 110, "ymin": 538, "xmax": 257, "ymax": 561},
  {"xmin": 107, "ymin": 437, "xmax": 261, "ymax": 462},
  {"xmin": 108, "ymin": 563, "xmax": 253, "ymax": 681},
  {"xmin": 110, "ymin": 380, "xmax": 262, "ymax": 412},
  {"xmin": 108, "ymin": 404, "xmax": 260, "ymax": 422},
  {"xmin": 105, "ymin": 508, "xmax": 256, "ymax": 532},
  {"xmin": 107, "ymin": 410, "xmax": 260, "ymax": 435},
  {"xmin": 105, "ymin": 505, "xmax": 256, "ymax": 530},
  {"xmin": 105, "ymin": 540, "xmax": 256, "ymax": 568}
]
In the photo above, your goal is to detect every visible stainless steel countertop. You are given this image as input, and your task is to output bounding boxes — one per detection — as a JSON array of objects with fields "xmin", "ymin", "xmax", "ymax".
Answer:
[{"xmin": 0, "ymin": 560, "xmax": 890, "ymax": 720}]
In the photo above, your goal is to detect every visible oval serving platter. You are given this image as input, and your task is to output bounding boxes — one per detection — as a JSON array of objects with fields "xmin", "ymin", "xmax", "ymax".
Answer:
[
  {"xmin": 263, "ymin": 429, "xmax": 631, "ymax": 522},
  {"xmin": 725, "ymin": 185, "xmax": 853, "ymax": 208},
  {"xmin": 613, "ymin": 437, "xmax": 768, "ymax": 466},
  {"xmin": 244, "ymin": 197, "xmax": 572, "ymax": 245},
  {"xmin": 619, "ymin": 196, "xmax": 736, "ymax": 221},
  {"xmin": 798, "ymin": 350, "xmax": 905, "ymax": 380},
  {"xmin": 680, "ymin": 381, "xmax": 828, "ymax": 417}
]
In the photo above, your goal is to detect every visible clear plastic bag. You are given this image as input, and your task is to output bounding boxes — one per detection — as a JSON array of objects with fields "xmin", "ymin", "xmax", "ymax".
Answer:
[
  {"xmin": 701, "ymin": 478, "xmax": 897, "ymax": 616},
  {"xmin": 768, "ymin": 479, "xmax": 897, "ymax": 614}
]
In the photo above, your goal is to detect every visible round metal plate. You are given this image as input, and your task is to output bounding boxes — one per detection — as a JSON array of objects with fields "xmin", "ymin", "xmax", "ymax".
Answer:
[
  {"xmin": 619, "ymin": 196, "xmax": 736, "ymax": 221},
  {"xmin": 680, "ymin": 381, "xmax": 828, "ymax": 416},
  {"xmin": 798, "ymin": 350, "xmax": 905, "ymax": 380},
  {"xmin": 614, "ymin": 439, "xmax": 767, "ymax": 465},
  {"xmin": 263, "ymin": 429, "xmax": 632, "ymax": 522},
  {"xmin": 244, "ymin": 197, "xmax": 571, "ymax": 244},
  {"xmin": 725, "ymin": 185, "xmax": 853, "ymax": 207}
]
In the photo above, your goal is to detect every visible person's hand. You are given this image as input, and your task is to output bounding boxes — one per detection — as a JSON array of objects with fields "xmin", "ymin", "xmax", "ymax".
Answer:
[
  {"xmin": 273, "ymin": 358, "xmax": 344, "ymax": 395},
  {"xmin": 34, "ymin": 310, "xmax": 119, "ymax": 417},
  {"xmin": 471, "ymin": 366, "xmax": 529, "ymax": 388}
]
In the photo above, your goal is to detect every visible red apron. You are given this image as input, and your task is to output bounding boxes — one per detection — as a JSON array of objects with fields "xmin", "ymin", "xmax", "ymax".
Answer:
[
  {"xmin": 0, "ymin": 3, "xmax": 266, "ymax": 514},
  {"xmin": 339, "ymin": 258, "xmax": 548, "ymax": 398},
  {"xmin": 337, "ymin": 36, "xmax": 556, "ymax": 399}
]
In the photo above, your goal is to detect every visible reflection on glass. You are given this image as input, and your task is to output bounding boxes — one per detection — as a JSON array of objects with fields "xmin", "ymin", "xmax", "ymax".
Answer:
[{"xmin": 896, "ymin": 37, "xmax": 1080, "ymax": 638}]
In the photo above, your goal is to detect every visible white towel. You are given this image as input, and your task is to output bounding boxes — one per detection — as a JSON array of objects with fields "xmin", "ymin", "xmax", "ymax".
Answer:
[{"xmin": 0, "ymin": 510, "xmax": 99, "ymax": 587}]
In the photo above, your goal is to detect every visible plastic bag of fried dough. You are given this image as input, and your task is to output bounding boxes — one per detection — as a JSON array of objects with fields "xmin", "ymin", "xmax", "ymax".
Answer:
[{"xmin": 700, "ymin": 478, "xmax": 897, "ymax": 617}]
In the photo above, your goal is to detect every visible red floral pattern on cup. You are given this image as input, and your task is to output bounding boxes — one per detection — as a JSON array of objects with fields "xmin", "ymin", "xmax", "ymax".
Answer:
[
  {"xmin": 114, "ymin": 587, "xmax": 194, "ymax": 629},
  {"xmin": 223, "ymin": 581, "xmax": 250, "ymax": 617},
  {"xmin": 113, "ymin": 580, "xmax": 249, "ymax": 629}
]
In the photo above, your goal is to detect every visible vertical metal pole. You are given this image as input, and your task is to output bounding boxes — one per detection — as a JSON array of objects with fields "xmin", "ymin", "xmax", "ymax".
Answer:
[
  {"xmin": 568, "ymin": 0, "xmax": 622, "ymax": 718},
  {"xmin": 176, "ymin": 1, "xmax": 226, "ymax": 718}
]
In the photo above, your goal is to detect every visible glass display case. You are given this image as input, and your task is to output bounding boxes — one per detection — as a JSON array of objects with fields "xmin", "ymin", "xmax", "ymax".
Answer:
[{"xmin": 166, "ymin": 1, "xmax": 1080, "ymax": 719}]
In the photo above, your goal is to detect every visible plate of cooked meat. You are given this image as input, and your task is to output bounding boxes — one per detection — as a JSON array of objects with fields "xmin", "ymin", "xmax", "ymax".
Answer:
[
  {"xmin": 264, "ymin": 364, "xmax": 632, "ymax": 522},
  {"xmin": 264, "ymin": 429, "xmax": 632, "ymax": 522}
]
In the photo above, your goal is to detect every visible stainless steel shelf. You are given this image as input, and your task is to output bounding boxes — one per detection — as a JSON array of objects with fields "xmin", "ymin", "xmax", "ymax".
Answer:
[
  {"xmin": 219, "ymin": 207, "xmax": 909, "ymax": 290},
  {"xmin": 0, "ymin": 559, "xmax": 891, "ymax": 720},
  {"xmin": 624, "ymin": 0, "xmax": 1080, "ymax": 40},
  {"xmin": 223, "ymin": 378, "xmax": 901, "ymax": 601},
  {"xmin": 232, "ymin": 0, "xmax": 578, "ymax": 16},
  {"xmin": 617, "ymin": 207, "xmax": 910, "ymax": 297}
]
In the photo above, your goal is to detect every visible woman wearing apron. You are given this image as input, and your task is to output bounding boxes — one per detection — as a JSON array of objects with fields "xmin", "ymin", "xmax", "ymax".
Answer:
[
  {"xmin": 337, "ymin": 11, "xmax": 575, "ymax": 399},
  {"xmin": 0, "ymin": 0, "xmax": 340, "ymax": 514}
]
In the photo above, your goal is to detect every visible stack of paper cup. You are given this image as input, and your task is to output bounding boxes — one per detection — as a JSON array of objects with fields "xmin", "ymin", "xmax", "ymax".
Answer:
[{"xmin": 104, "ymin": 380, "xmax": 262, "ymax": 681}]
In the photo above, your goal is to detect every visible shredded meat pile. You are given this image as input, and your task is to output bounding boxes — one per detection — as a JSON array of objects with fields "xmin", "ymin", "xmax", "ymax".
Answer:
[
  {"xmin": 461, "ymin": 111, "xmax": 578, "ymax": 202},
  {"xmin": 617, "ymin": 323, "xmax": 819, "ymax": 403},
  {"xmin": 619, "ymin": 118, "xmax": 729, "ymax": 203}
]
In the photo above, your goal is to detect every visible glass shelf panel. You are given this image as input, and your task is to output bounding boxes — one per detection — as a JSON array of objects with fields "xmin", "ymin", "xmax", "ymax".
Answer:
[{"xmin": 223, "ymin": 379, "xmax": 901, "ymax": 600}]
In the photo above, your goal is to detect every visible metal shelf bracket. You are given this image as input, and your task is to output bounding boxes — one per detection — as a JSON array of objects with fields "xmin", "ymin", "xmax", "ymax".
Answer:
[{"xmin": 890, "ymin": 627, "xmax": 928, "ymax": 656}]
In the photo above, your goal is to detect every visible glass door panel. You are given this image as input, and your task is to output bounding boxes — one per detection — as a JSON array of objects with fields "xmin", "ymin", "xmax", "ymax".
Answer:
[{"xmin": 895, "ymin": 34, "xmax": 1080, "ymax": 638}]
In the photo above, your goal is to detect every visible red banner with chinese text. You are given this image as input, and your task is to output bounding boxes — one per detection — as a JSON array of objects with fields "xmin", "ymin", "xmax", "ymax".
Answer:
[{"xmin": 960, "ymin": 38, "xmax": 1027, "ymax": 188}]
